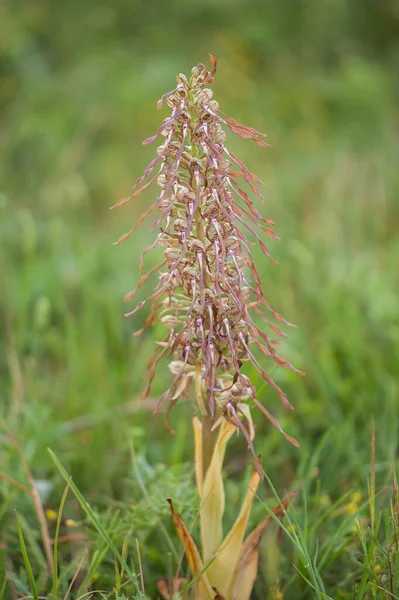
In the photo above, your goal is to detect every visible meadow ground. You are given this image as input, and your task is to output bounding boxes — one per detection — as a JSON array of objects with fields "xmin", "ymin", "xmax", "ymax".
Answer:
[{"xmin": 1, "ymin": 2, "xmax": 399, "ymax": 598}]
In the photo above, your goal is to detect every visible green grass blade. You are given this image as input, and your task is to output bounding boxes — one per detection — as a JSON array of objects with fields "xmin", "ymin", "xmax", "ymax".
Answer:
[
  {"xmin": 318, "ymin": 496, "xmax": 371, "ymax": 571},
  {"xmin": 259, "ymin": 469, "xmax": 329, "ymax": 599},
  {"xmin": 180, "ymin": 556, "xmax": 216, "ymax": 594},
  {"xmin": 52, "ymin": 483, "xmax": 70, "ymax": 599},
  {"xmin": 48, "ymin": 448, "xmax": 140, "ymax": 592},
  {"xmin": 130, "ymin": 440, "xmax": 179, "ymax": 562},
  {"xmin": 0, "ymin": 545, "xmax": 7, "ymax": 600},
  {"xmin": 14, "ymin": 510, "xmax": 39, "ymax": 600},
  {"xmin": 0, "ymin": 579, "xmax": 6, "ymax": 600}
]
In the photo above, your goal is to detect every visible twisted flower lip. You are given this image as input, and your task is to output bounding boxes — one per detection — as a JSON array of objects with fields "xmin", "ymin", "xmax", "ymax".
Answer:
[{"xmin": 113, "ymin": 56, "xmax": 303, "ymax": 470}]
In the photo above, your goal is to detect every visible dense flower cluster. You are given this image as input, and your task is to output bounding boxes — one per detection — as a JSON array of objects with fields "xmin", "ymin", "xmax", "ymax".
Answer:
[{"xmin": 114, "ymin": 57, "xmax": 301, "ymax": 464}]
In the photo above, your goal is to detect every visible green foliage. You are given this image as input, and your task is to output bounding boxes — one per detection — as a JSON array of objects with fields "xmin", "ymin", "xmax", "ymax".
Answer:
[
  {"xmin": 14, "ymin": 512, "xmax": 40, "ymax": 600},
  {"xmin": 1, "ymin": 1, "xmax": 398, "ymax": 598}
]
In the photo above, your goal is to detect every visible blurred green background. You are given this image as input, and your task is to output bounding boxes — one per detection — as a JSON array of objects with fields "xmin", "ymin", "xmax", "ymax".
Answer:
[{"xmin": 1, "ymin": 0, "xmax": 399, "ymax": 597}]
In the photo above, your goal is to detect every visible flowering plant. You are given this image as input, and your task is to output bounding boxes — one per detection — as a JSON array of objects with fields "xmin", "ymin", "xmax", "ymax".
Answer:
[
  {"xmin": 114, "ymin": 56, "xmax": 300, "ymax": 598},
  {"xmin": 114, "ymin": 56, "xmax": 301, "ymax": 466}
]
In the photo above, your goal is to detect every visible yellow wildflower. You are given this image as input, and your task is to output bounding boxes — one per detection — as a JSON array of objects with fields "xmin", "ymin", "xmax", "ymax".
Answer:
[
  {"xmin": 345, "ymin": 491, "xmax": 362, "ymax": 515},
  {"xmin": 65, "ymin": 518, "xmax": 78, "ymax": 528}
]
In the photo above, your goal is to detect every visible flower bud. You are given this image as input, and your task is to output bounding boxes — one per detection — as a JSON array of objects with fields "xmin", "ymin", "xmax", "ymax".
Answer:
[
  {"xmin": 173, "ymin": 218, "xmax": 188, "ymax": 232},
  {"xmin": 187, "ymin": 239, "xmax": 205, "ymax": 253},
  {"xmin": 214, "ymin": 129, "xmax": 227, "ymax": 144},
  {"xmin": 176, "ymin": 73, "xmax": 188, "ymax": 86},
  {"xmin": 159, "ymin": 199, "xmax": 172, "ymax": 213},
  {"xmin": 225, "ymin": 236, "xmax": 240, "ymax": 251},
  {"xmin": 168, "ymin": 360, "xmax": 187, "ymax": 374},
  {"xmin": 191, "ymin": 66, "xmax": 201, "ymax": 79},
  {"xmin": 164, "ymin": 247, "xmax": 181, "ymax": 262},
  {"xmin": 157, "ymin": 174, "xmax": 168, "ymax": 188},
  {"xmin": 194, "ymin": 88, "xmax": 213, "ymax": 105},
  {"xmin": 208, "ymin": 100, "xmax": 219, "ymax": 112},
  {"xmin": 182, "ymin": 266, "xmax": 198, "ymax": 280},
  {"xmin": 219, "ymin": 159, "xmax": 232, "ymax": 171},
  {"xmin": 161, "ymin": 315, "xmax": 181, "ymax": 328}
]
